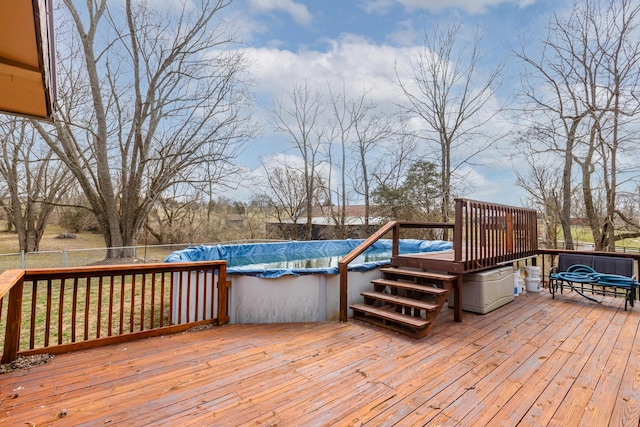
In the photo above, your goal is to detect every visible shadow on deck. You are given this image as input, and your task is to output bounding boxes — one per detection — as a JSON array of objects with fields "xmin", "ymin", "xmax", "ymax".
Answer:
[{"xmin": 2, "ymin": 290, "xmax": 638, "ymax": 426}]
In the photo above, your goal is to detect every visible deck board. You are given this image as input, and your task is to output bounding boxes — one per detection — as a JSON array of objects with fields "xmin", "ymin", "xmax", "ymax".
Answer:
[{"xmin": 1, "ymin": 291, "xmax": 639, "ymax": 426}]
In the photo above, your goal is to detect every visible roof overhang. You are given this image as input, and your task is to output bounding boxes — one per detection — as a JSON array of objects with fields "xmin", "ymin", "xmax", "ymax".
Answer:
[{"xmin": 0, "ymin": 0, "xmax": 56, "ymax": 121}]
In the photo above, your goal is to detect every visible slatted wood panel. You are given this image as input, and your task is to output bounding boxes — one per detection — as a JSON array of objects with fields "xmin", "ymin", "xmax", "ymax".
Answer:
[
  {"xmin": 454, "ymin": 199, "xmax": 538, "ymax": 272},
  {"xmin": 1, "ymin": 291, "xmax": 639, "ymax": 426}
]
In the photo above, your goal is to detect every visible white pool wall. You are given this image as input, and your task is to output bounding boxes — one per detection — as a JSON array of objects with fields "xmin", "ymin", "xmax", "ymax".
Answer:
[
  {"xmin": 172, "ymin": 268, "xmax": 382, "ymax": 324},
  {"xmin": 230, "ymin": 268, "xmax": 381, "ymax": 323}
]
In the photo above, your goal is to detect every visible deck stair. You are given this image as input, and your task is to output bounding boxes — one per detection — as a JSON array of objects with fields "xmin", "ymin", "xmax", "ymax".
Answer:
[{"xmin": 351, "ymin": 266, "xmax": 457, "ymax": 338}]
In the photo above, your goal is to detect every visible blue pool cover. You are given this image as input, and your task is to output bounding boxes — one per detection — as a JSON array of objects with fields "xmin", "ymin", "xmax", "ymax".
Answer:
[{"xmin": 165, "ymin": 239, "xmax": 452, "ymax": 278}]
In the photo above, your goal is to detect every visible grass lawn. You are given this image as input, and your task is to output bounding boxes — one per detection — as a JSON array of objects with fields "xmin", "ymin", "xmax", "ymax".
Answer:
[{"xmin": 560, "ymin": 226, "xmax": 640, "ymax": 250}]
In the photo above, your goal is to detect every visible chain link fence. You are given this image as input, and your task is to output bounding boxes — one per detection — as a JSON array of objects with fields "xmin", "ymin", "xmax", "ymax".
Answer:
[
  {"xmin": 0, "ymin": 240, "xmax": 283, "ymax": 272},
  {"xmin": 0, "ymin": 243, "xmax": 192, "ymax": 272}
]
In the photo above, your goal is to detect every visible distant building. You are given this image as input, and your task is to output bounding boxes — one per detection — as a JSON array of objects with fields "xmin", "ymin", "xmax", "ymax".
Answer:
[
  {"xmin": 225, "ymin": 214, "xmax": 244, "ymax": 228},
  {"xmin": 266, "ymin": 205, "xmax": 383, "ymax": 240},
  {"xmin": 570, "ymin": 217, "xmax": 589, "ymax": 226}
]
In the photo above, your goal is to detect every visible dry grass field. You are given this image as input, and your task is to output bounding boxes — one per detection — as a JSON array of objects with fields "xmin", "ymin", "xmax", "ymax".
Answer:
[
  {"xmin": 0, "ymin": 226, "xmax": 105, "ymax": 254},
  {"xmin": 0, "ymin": 227, "xmax": 190, "ymax": 271}
]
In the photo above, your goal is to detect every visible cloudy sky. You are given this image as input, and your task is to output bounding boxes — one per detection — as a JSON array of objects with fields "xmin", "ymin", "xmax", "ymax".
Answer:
[{"xmin": 221, "ymin": 0, "xmax": 569, "ymax": 206}]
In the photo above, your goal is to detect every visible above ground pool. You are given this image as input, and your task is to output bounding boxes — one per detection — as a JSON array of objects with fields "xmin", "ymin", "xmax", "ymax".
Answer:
[
  {"xmin": 165, "ymin": 239, "xmax": 453, "ymax": 324},
  {"xmin": 165, "ymin": 239, "xmax": 452, "ymax": 277}
]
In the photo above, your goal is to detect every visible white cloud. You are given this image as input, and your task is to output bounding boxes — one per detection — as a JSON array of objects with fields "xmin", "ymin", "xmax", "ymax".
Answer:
[
  {"xmin": 241, "ymin": 32, "xmax": 510, "ymax": 136},
  {"xmin": 362, "ymin": 0, "xmax": 537, "ymax": 15},
  {"xmin": 235, "ymin": 33, "xmax": 521, "ymax": 205},
  {"xmin": 453, "ymin": 166, "xmax": 524, "ymax": 205},
  {"xmin": 228, "ymin": 12, "xmax": 271, "ymax": 43},
  {"xmin": 361, "ymin": 0, "xmax": 396, "ymax": 14},
  {"xmin": 242, "ymin": 34, "xmax": 415, "ymax": 107},
  {"xmin": 387, "ymin": 19, "xmax": 420, "ymax": 46},
  {"xmin": 131, "ymin": 0, "xmax": 197, "ymax": 13},
  {"xmin": 261, "ymin": 152, "xmax": 306, "ymax": 169},
  {"xmin": 248, "ymin": 0, "xmax": 313, "ymax": 26}
]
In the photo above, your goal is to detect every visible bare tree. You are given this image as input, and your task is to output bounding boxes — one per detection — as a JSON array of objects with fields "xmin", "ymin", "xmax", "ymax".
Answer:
[
  {"xmin": 145, "ymin": 187, "xmax": 203, "ymax": 245},
  {"xmin": 325, "ymin": 79, "xmax": 355, "ymax": 238},
  {"xmin": 513, "ymin": 144, "xmax": 564, "ymax": 249},
  {"xmin": 349, "ymin": 101, "xmax": 399, "ymax": 230},
  {"xmin": 516, "ymin": 0, "xmax": 640, "ymax": 250},
  {"xmin": 261, "ymin": 161, "xmax": 311, "ymax": 240},
  {"xmin": 592, "ymin": 0, "xmax": 640, "ymax": 249},
  {"xmin": 324, "ymin": 81, "xmax": 396, "ymax": 235},
  {"xmin": 371, "ymin": 116, "xmax": 419, "ymax": 191},
  {"xmin": 515, "ymin": 33, "xmax": 588, "ymax": 249},
  {"xmin": 397, "ymin": 21, "xmax": 503, "ymax": 238},
  {"xmin": 273, "ymin": 81, "xmax": 326, "ymax": 240},
  {"xmin": 0, "ymin": 118, "xmax": 72, "ymax": 252},
  {"xmin": 34, "ymin": 0, "xmax": 251, "ymax": 258}
]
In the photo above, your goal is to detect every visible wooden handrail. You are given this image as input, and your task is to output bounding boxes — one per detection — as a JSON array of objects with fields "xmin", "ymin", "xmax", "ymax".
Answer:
[
  {"xmin": 0, "ymin": 269, "xmax": 25, "ymax": 301},
  {"xmin": 338, "ymin": 221, "xmax": 452, "ymax": 322},
  {"xmin": 340, "ymin": 221, "xmax": 399, "ymax": 266},
  {"xmin": 21, "ymin": 260, "xmax": 226, "ymax": 280},
  {"xmin": 0, "ymin": 261, "xmax": 229, "ymax": 363}
]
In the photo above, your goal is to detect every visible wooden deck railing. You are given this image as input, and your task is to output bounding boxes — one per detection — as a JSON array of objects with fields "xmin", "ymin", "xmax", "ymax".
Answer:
[
  {"xmin": 454, "ymin": 199, "xmax": 538, "ymax": 271},
  {"xmin": 0, "ymin": 261, "xmax": 229, "ymax": 363},
  {"xmin": 338, "ymin": 221, "xmax": 453, "ymax": 321},
  {"xmin": 338, "ymin": 199, "xmax": 539, "ymax": 321}
]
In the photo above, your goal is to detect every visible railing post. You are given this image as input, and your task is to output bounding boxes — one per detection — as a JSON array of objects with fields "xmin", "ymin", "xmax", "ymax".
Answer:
[
  {"xmin": 453, "ymin": 199, "xmax": 463, "ymax": 263},
  {"xmin": 2, "ymin": 273, "xmax": 25, "ymax": 364},
  {"xmin": 217, "ymin": 265, "xmax": 231, "ymax": 325},
  {"xmin": 392, "ymin": 223, "xmax": 400, "ymax": 257},
  {"xmin": 339, "ymin": 262, "xmax": 348, "ymax": 322}
]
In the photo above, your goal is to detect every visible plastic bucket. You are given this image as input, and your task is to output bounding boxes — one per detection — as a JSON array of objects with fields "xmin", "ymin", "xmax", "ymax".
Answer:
[
  {"xmin": 524, "ymin": 266, "xmax": 540, "ymax": 280},
  {"xmin": 525, "ymin": 277, "xmax": 541, "ymax": 293}
]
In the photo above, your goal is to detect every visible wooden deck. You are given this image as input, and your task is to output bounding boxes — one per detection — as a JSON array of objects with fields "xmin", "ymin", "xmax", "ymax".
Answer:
[
  {"xmin": 1, "ymin": 291, "xmax": 639, "ymax": 426},
  {"xmin": 392, "ymin": 249, "xmax": 463, "ymax": 274},
  {"xmin": 392, "ymin": 248, "xmax": 534, "ymax": 275}
]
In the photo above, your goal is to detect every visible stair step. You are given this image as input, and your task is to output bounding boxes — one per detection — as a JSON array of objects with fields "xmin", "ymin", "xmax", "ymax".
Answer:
[
  {"xmin": 361, "ymin": 291, "xmax": 438, "ymax": 311},
  {"xmin": 371, "ymin": 278, "xmax": 448, "ymax": 296},
  {"xmin": 380, "ymin": 267, "xmax": 457, "ymax": 282},
  {"xmin": 350, "ymin": 304, "xmax": 430, "ymax": 328}
]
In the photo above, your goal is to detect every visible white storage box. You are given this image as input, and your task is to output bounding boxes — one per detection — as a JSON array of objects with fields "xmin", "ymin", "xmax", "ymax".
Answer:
[{"xmin": 448, "ymin": 266, "xmax": 515, "ymax": 314}]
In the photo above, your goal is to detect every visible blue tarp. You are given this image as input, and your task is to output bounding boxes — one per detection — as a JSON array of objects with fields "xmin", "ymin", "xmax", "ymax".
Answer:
[{"xmin": 165, "ymin": 239, "xmax": 452, "ymax": 278}]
